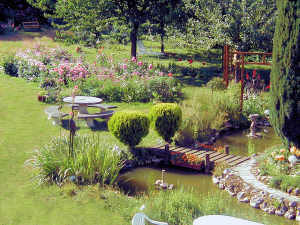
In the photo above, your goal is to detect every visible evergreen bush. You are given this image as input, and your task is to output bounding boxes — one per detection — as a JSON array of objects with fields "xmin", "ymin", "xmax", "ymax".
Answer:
[
  {"xmin": 108, "ymin": 111, "xmax": 150, "ymax": 148},
  {"xmin": 2, "ymin": 55, "xmax": 18, "ymax": 76},
  {"xmin": 269, "ymin": 0, "xmax": 300, "ymax": 148},
  {"xmin": 149, "ymin": 103, "xmax": 182, "ymax": 143}
]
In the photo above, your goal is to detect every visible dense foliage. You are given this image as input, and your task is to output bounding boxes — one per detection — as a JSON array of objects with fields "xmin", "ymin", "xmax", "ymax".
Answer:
[
  {"xmin": 149, "ymin": 103, "xmax": 182, "ymax": 143},
  {"xmin": 27, "ymin": 0, "xmax": 277, "ymax": 52},
  {"xmin": 108, "ymin": 111, "xmax": 150, "ymax": 148},
  {"xmin": 269, "ymin": 0, "xmax": 300, "ymax": 148}
]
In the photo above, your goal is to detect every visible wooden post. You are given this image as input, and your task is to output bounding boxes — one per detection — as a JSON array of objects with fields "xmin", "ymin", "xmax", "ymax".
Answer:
[
  {"xmin": 225, "ymin": 145, "xmax": 230, "ymax": 154},
  {"xmin": 240, "ymin": 54, "xmax": 245, "ymax": 112},
  {"xmin": 205, "ymin": 153, "xmax": 210, "ymax": 173},
  {"xmin": 223, "ymin": 45, "xmax": 229, "ymax": 87},
  {"xmin": 165, "ymin": 144, "xmax": 169, "ymax": 151}
]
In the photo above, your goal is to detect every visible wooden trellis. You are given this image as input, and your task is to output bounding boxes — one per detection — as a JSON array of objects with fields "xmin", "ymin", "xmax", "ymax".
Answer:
[{"xmin": 223, "ymin": 45, "xmax": 272, "ymax": 111}]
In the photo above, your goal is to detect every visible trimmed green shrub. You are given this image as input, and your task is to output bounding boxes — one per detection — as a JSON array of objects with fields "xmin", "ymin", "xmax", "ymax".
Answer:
[
  {"xmin": 108, "ymin": 111, "xmax": 150, "ymax": 148},
  {"xmin": 270, "ymin": 0, "xmax": 300, "ymax": 148},
  {"xmin": 1, "ymin": 55, "xmax": 18, "ymax": 76},
  {"xmin": 149, "ymin": 103, "xmax": 182, "ymax": 143}
]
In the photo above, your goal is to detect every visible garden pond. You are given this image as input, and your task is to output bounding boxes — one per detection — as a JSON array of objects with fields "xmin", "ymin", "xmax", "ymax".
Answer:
[{"xmin": 118, "ymin": 128, "xmax": 297, "ymax": 225}]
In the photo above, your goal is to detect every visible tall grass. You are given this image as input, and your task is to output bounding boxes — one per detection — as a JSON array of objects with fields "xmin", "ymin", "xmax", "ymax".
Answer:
[
  {"xmin": 104, "ymin": 187, "xmax": 276, "ymax": 225},
  {"xmin": 26, "ymin": 134, "xmax": 125, "ymax": 185},
  {"xmin": 176, "ymin": 82, "xmax": 247, "ymax": 144}
]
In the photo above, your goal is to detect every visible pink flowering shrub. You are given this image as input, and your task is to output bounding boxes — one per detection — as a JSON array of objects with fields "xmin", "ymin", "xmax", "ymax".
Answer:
[{"xmin": 7, "ymin": 46, "xmax": 182, "ymax": 103}]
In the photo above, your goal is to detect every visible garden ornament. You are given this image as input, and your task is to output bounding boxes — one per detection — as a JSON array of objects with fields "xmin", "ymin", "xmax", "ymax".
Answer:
[{"xmin": 247, "ymin": 114, "xmax": 261, "ymax": 138}]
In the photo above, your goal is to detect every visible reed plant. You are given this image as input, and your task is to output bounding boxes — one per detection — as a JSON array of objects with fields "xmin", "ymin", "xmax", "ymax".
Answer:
[{"xmin": 26, "ymin": 134, "xmax": 126, "ymax": 185}]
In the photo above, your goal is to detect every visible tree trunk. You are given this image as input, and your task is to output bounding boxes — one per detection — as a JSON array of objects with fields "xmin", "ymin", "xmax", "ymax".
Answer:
[
  {"xmin": 130, "ymin": 23, "xmax": 139, "ymax": 58},
  {"xmin": 160, "ymin": 20, "xmax": 165, "ymax": 53},
  {"xmin": 270, "ymin": 0, "xmax": 300, "ymax": 148}
]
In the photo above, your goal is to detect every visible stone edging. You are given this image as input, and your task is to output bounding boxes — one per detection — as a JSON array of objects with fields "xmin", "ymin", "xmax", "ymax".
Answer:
[{"xmin": 212, "ymin": 158, "xmax": 300, "ymax": 221}]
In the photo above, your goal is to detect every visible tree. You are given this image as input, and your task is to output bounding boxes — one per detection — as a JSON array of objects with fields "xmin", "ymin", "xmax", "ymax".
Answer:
[
  {"xmin": 147, "ymin": 0, "xmax": 185, "ymax": 53},
  {"xmin": 28, "ymin": 0, "xmax": 156, "ymax": 57},
  {"xmin": 270, "ymin": 0, "xmax": 300, "ymax": 148},
  {"xmin": 181, "ymin": 0, "xmax": 276, "ymax": 51}
]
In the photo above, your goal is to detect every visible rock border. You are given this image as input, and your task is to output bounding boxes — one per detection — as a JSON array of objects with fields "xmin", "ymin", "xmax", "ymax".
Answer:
[
  {"xmin": 251, "ymin": 164, "xmax": 300, "ymax": 197},
  {"xmin": 213, "ymin": 161, "xmax": 300, "ymax": 221}
]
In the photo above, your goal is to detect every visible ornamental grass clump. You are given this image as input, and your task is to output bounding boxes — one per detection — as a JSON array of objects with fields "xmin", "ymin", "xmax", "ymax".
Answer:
[
  {"xmin": 26, "ymin": 135, "xmax": 125, "ymax": 186},
  {"xmin": 108, "ymin": 111, "xmax": 150, "ymax": 148},
  {"xmin": 149, "ymin": 103, "xmax": 182, "ymax": 143}
]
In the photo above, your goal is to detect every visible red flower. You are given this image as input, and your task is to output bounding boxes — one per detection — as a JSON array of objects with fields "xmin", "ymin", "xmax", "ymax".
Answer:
[
  {"xmin": 266, "ymin": 84, "xmax": 270, "ymax": 89},
  {"xmin": 178, "ymin": 58, "xmax": 182, "ymax": 61},
  {"xmin": 246, "ymin": 73, "xmax": 250, "ymax": 80},
  {"xmin": 252, "ymin": 70, "xmax": 256, "ymax": 79},
  {"xmin": 188, "ymin": 59, "xmax": 193, "ymax": 64},
  {"xmin": 168, "ymin": 72, "xmax": 173, "ymax": 77}
]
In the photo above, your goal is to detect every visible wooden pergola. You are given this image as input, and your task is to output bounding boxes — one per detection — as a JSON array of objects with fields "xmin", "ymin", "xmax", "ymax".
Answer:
[{"xmin": 223, "ymin": 45, "xmax": 272, "ymax": 111}]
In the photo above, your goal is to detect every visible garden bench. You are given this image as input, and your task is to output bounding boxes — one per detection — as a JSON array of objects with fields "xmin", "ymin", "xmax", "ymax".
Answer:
[
  {"xmin": 132, "ymin": 213, "xmax": 168, "ymax": 225},
  {"xmin": 45, "ymin": 106, "xmax": 68, "ymax": 125},
  {"xmin": 68, "ymin": 103, "xmax": 117, "ymax": 111},
  {"xmin": 77, "ymin": 110, "xmax": 115, "ymax": 120},
  {"xmin": 22, "ymin": 21, "xmax": 40, "ymax": 31}
]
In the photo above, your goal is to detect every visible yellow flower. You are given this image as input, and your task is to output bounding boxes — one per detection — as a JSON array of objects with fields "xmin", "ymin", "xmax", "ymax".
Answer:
[{"xmin": 290, "ymin": 146, "xmax": 296, "ymax": 154}]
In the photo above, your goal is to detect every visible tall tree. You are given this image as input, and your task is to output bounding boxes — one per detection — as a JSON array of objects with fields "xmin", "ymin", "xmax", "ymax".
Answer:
[
  {"xmin": 182, "ymin": 0, "xmax": 276, "ymax": 51},
  {"xmin": 270, "ymin": 0, "xmax": 300, "ymax": 148},
  {"xmin": 112, "ymin": 0, "xmax": 152, "ymax": 57},
  {"xmin": 147, "ymin": 0, "xmax": 185, "ymax": 53},
  {"xmin": 27, "ymin": 0, "xmax": 154, "ymax": 57}
]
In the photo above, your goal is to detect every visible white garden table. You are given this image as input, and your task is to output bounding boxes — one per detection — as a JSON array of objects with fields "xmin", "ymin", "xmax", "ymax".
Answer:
[
  {"xmin": 63, "ymin": 96, "xmax": 102, "ymax": 127},
  {"xmin": 193, "ymin": 215, "xmax": 264, "ymax": 225}
]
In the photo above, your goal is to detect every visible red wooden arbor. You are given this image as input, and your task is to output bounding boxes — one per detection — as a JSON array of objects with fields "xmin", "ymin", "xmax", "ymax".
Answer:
[{"xmin": 223, "ymin": 45, "xmax": 272, "ymax": 111}]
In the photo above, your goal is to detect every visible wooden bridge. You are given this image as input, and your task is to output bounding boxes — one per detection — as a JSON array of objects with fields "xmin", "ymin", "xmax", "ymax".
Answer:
[{"xmin": 148, "ymin": 145, "xmax": 250, "ymax": 169}]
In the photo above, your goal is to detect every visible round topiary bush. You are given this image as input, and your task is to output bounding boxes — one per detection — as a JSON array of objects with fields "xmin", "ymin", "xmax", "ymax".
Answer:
[
  {"xmin": 108, "ymin": 111, "xmax": 150, "ymax": 148},
  {"xmin": 149, "ymin": 103, "xmax": 182, "ymax": 143}
]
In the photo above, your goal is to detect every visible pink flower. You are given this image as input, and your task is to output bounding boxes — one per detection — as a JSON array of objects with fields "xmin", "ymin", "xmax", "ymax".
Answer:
[
  {"xmin": 148, "ymin": 64, "xmax": 153, "ymax": 70},
  {"xmin": 74, "ymin": 85, "xmax": 78, "ymax": 89},
  {"xmin": 168, "ymin": 72, "xmax": 173, "ymax": 77},
  {"xmin": 69, "ymin": 112, "xmax": 73, "ymax": 116},
  {"xmin": 58, "ymin": 78, "xmax": 63, "ymax": 82},
  {"xmin": 138, "ymin": 61, "xmax": 143, "ymax": 66},
  {"xmin": 188, "ymin": 59, "xmax": 193, "ymax": 64},
  {"xmin": 122, "ymin": 64, "xmax": 127, "ymax": 70},
  {"xmin": 131, "ymin": 57, "xmax": 136, "ymax": 62}
]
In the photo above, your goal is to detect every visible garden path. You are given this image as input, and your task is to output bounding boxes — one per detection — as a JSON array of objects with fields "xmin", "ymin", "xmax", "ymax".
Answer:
[{"xmin": 233, "ymin": 158, "xmax": 300, "ymax": 202}]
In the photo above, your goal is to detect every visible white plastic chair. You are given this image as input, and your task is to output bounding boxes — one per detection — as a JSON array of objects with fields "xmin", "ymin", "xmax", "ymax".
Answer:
[{"xmin": 132, "ymin": 212, "xmax": 168, "ymax": 225}]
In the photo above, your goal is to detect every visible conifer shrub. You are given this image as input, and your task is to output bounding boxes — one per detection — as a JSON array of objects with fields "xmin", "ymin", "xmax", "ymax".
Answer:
[
  {"xmin": 108, "ymin": 111, "xmax": 150, "ymax": 148},
  {"xmin": 269, "ymin": 0, "xmax": 300, "ymax": 148},
  {"xmin": 149, "ymin": 103, "xmax": 182, "ymax": 143},
  {"xmin": 1, "ymin": 55, "xmax": 18, "ymax": 76}
]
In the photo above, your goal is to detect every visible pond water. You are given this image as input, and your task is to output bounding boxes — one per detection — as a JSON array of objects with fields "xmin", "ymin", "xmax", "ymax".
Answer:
[
  {"xmin": 215, "ymin": 127, "xmax": 282, "ymax": 156},
  {"xmin": 118, "ymin": 129, "xmax": 297, "ymax": 225}
]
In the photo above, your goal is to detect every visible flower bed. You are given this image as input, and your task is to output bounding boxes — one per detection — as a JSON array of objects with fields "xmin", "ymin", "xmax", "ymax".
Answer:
[
  {"xmin": 257, "ymin": 145, "xmax": 300, "ymax": 194},
  {"xmin": 170, "ymin": 151, "xmax": 205, "ymax": 171},
  {"xmin": 2, "ymin": 45, "xmax": 183, "ymax": 103}
]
